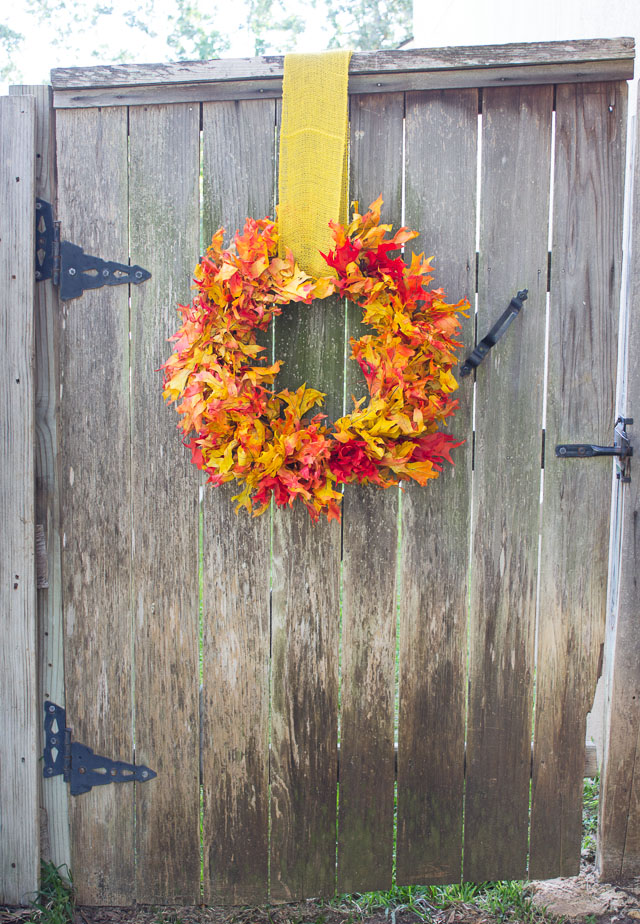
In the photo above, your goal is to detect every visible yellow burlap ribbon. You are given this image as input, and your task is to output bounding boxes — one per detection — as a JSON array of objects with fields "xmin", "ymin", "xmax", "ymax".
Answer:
[{"xmin": 278, "ymin": 49, "xmax": 352, "ymax": 277}]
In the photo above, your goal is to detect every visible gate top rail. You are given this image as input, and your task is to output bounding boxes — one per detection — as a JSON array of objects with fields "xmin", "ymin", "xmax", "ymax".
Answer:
[{"xmin": 51, "ymin": 37, "xmax": 635, "ymax": 109}]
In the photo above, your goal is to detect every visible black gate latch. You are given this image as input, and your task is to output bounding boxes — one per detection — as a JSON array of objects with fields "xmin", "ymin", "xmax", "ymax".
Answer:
[
  {"xmin": 36, "ymin": 198, "xmax": 151, "ymax": 301},
  {"xmin": 556, "ymin": 416, "xmax": 633, "ymax": 483},
  {"xmin": 43, "ymin": 702, "xmax": 157, "ymax": 796},
  {"xmin": 460, "ymin": 289, "xmax": 528, "ymax": 377}
]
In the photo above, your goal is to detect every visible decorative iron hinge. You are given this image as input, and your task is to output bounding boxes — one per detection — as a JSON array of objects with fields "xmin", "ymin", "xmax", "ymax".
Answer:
[
  {"xmin": 556, "ymin": 416, "xmax": 633, "ymax": 483},
  {"xmin": 460, "ymin": 289, "xmax": 528, "ymax": 377},
  {"xmin": 35, "ymin": 198, "xmax": 151, "ymax": 301},
  {"xmin": 43, "ymin": 702, "xmax": 157, "ymax": 796}
]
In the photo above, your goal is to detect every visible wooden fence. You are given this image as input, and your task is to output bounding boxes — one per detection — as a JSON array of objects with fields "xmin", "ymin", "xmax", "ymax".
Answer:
[{"xmin": 2, "ymin": 37, "xmax": 640, "ymax": 907}]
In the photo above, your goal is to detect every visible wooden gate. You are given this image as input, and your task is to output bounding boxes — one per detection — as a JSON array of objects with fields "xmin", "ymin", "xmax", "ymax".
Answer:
[{"xmin": 1, "ymin": 37, "xmax": 634, "ymax": 907}]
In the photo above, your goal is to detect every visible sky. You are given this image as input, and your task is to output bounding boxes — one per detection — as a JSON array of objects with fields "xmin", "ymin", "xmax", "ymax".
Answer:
[
  {"xmin": 3, "ymin": 0, "xmax": 640, "ymax": 94},
  {"xmin": 1, "ymin": 0, "xmax": 333, "ymax": 92}
]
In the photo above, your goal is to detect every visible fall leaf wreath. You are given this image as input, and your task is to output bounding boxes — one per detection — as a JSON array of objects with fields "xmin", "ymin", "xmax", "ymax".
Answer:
[{"xmin": 162, "ymin": 196, "xmax": 468, "ymax": 522}]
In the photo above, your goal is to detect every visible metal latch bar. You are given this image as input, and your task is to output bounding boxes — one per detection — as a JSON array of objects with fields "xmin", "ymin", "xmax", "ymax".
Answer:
[{"xmin": 556, "ymin": 417, "xmax": 633, "ymax": 483}]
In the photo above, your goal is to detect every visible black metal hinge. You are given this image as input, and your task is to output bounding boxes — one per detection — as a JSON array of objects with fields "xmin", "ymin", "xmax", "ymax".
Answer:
[
  {"xmin": 43, "ymin": 702, "xmax": 157, "ymax": 796},
  {"xmin": 36, "ymin": 198, "xmax": 151, "ymax": 301},
  {"xmin": 556, "ymin": 416, "xmax": 633, "ymax": 483}
]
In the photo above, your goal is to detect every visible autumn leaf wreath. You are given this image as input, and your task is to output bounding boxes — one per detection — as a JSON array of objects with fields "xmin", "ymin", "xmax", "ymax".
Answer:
[{"xmin": 162, "ymin": 196, "xmax": 468, "ymax": 522}]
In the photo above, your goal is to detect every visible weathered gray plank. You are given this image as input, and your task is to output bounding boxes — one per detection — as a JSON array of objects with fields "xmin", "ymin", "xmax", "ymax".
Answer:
[
  {"xmin": 270, "ymin": 93, "xmax": 342, "ymax": 897},
  {"xmin": 599, "ymin": 567, "xmax": 640, "ymax": 879},
  {"xmin": 530, "ymin": 81, "xmax": 627, "ymax": 880},
  {"xmin": 397, "ymin": 87, "xmax": 477, "ymax": 886},
  {"xmin": 270, "ymin": 509, "xmax": 340, "ymax": 901},
  {"xmin": 56, "ymin": 106, "xmax": 133, "ymax": 905},
  {"xmin": 0, "ymin": 93, "xmax": 39, "ymax": 906},
  {"xmin": 201, "ymin": 99, "xmax": 274, "ymax": 905},
  {"xmin": 270, "ymin": 382, "xmax": 341, "ymax": 901},
  {"xmin": 129, "ymin": 102, "xmax": 201, "ymax": 904},
  {"xmin": 599, "ymin": 306, "xmax": 640, "ymax": 886},
  {"xmin": 597, "ymin": 96, "xmax": 640, "ymax": 882},
  {"xmin": 203, "ymin": 98, "xmax": 277, "ymax": 245},
  {"xmin": 202, "ymin": 497, "xmax": 271, "ymax": 905},
  {"xmin": 51, "ymin": 38, "xmax": 634, "ymax": 89},
  {"xmin": 463, "ymin": 85, "xmax": 552, "ymax": 883},
  {"xmin": 53, "ymin": 59, "xmax": 636, "ymax": 111},
  {"xmin": 576, "ymin": 85, "xmax": 638, "ymax": 882},
  {"xmin": 337, "ymin": 92, "xmax": 403, "ymax": 894},
  {"xmin": 10, "ymin": 83, "xmax": 71, "ymax": 876}
]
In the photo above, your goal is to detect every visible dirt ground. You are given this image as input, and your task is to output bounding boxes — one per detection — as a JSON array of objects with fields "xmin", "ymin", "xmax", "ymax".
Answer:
[{"xmin": 527, "ymin": 861, "xmax": 640, "ymax": 924}]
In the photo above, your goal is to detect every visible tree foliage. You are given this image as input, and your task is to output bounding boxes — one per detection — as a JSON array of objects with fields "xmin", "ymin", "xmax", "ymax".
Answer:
[
  {"xmin": 165, "ymin": 0, "xmax": 306, "ymax": 59},
  {"xmin": 246, "ymin": 0, "xmax": 306, "ymax": 56},
  {"xmin": 22, "ymin": 0, "xmax": 160, "ymax": 63},
  {"xmin": 0, "ymin": 24, "xmax": 23, "ymax": 82},
  {"xmin": 16, "ymin": 0, "xmax": 412, "ymax": 81},
  {"xmin": 166, "ymin": 0, "xmax": 230, "ymax": 60},
  {"xmin": 321, "ymin": 0, "xmax": 412, "ymax": 50}
]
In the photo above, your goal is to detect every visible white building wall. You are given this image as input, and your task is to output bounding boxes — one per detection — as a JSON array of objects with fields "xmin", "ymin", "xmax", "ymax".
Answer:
[{"xmin": 413, "ymin": 0, "xmax": 640, "ymax": 51}]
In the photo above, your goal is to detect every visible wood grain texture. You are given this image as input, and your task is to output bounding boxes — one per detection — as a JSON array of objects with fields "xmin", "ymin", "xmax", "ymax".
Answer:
[
  {"xmin": 593, "ymin": 88, "xmax": 639, "ymax": 883},
  {"xmin": 270, "ymin": 95, "xmax": 342, "ymax": 897},
  {"xmin": 10, "ymin": 83, "xmax": 71, "ymax": 875},
  {"xmin": 270, "ymin": 508, "xmax": 340, "ymax": 901},
  {"xmin": 129, "ymin": 102, "xmax": 201, "ymax": 904},
  {"xmin": 529, "ymin": 81, "xmax": 627, "ymax": 880},
  {"xmin": 337, "ymin": 93, "xmax": 403, "ymax": 894},
  {"xmin": 202, "ymin": 495, "xmax": 271, "ymax": 905},
  {"xmin": 463, "ymin": 85, "xmax": 552, "ymax": 883},
  {"xmin": 52, "ymin": 59, "xmax": 637, "ymax": 111},
  {"xmin": 0, "ymin": 93, "xmax": 38, "ymax": 906},
  {"xmin": 599, "ymin": 298, "xmax": 640, "ymax": 886},
  {"xmin": 201, "ymin": 99, "xmax": 274, "ymax": 905},
  {"xmin": 396, "ymin": 88, "xmax": 477, "ymax": 886},
  {"xmin": 203, "ymin": 98, "xmax": 277, "ymax": 244},
  {"xmin": 56, "ymin": 106, "xmax": 133, "ymax": 905},
  {"xmin": 51, "ymin": 38, "xmax": 634, "ymax": 89},
  {"xmin": 599, "ymin": 561, "xmax": 640, "ymax": 879}
]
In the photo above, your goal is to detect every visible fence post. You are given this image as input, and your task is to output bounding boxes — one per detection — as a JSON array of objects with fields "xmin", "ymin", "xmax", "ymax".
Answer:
[
  {"xmin": 0, "ymin": 93, "xmax": 39, "ymax": 904},
  {"xmin": 9, "ymin": 84, "xmax": 71, "ymax": 877},
  {"xmin": 598, "ymin": 95, "xmax": 640, "ymax": 881}
]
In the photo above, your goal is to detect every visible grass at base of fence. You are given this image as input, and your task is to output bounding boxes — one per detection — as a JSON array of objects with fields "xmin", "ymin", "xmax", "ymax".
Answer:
[
  {"xmin": 3, "ymin": 861, "xmax": 75, "ymax": 924},
  {"xmin": 8, "ymin": 866, "xmax": 551, "ymax": 924},
  {"xmin": 328, "ymin": 879, "xmax": 548, "ymax": 923},
  {"xmin": 582, "ymin": 774, "xmax": 600, "ymax": 861}
]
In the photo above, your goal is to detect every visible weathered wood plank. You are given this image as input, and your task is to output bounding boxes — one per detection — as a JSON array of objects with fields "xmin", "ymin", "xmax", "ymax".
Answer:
[
  {"xmin": 201, "ymin": 99, "xmax": 274, "ymax": 905},
  {"xmin": 337, "ymin": 92, "xmax": 403, "ymax": 895},
  {"xmin": 595, "ymin": 92, "xmax": 640, "ymax": 883},
  {"xmin": 336, "ymin": 740, "xmax": 597, "ymax": 779},
  {"xmin": 530, "ymin": 81, "xmax": 627, "ymax": 880},
  {"xmin": 397, "ymin": 87, "xmax": 477, "ymax": 886},
  {"xmin": 129, "ymin": 102, "xmax": 201, "ymax": 904},
  {"xmin": 463, "ymin": 85, "xmax": 552, "ymax": 883},
  {"xmin": 270, "ymin": 509, "xmax": 340, "ymax": 901},
  {"xmin": 0, "ymin": 93, "xmax": 39, "ymax": 906},
  {"xmin": 203, "ymin": 99, "xmax": 277, "ymax": 245},
  {"xmin": 51, "ymin": 38, "xmax": 634, "ymax": 89},
  {"xmin": 53, "ymin": 58, "xmax": 636, "ymax": 111},
  {"xmin": 270, "ymin": 95, "xmax": 342, "ymax": 898},
  {"xmin": 10, "ymin": 83, "xmax": 71, "ymax": 875},
  {"xmin": 56, "ymin": 106, "xmax": 133, "ymax": 905},
  {"xmin": 10, "ymin": 83, "xmax": 69, "ymax": 876}
]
